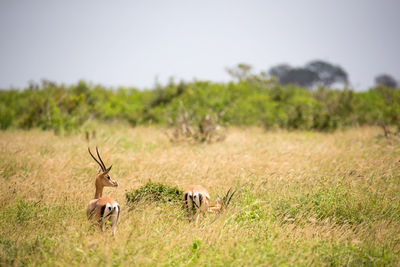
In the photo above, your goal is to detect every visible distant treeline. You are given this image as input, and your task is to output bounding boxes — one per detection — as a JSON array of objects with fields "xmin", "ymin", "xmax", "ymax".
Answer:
[{"xmin": 0, "ymin": 78, "xmax": 399, "ymax": 133}]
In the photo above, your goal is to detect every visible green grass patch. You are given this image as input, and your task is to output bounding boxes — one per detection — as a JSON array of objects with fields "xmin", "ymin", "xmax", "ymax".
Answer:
[
  {"xmin": 311, "ymin": 241, "xmax": 399, "ymax": 266},
  {"xmin": 0, "ymin": 199, "xmax": 75, "ymax": 233},
  {"xmin": 0, "ymin": 236, "xmax": 58, "ymax": 266},
  {"xmin": 235, "ymin": 189, "xmax": 268, "ymax": 223},
  {"xmin": 272, "ymin": 181, "xmax": 400, "ymax": 225}
]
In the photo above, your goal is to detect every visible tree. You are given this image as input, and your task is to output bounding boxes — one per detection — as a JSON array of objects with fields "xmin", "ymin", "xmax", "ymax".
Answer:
[
  {"xmin": 268, "ymin": 64, "xmax": 292, "ymax": 80},
  {"xmin": 226, "ymin": 63, "xmax": 253, "ymax": 81},
  {"xmin": 375, "ymin": 74, "xmax": 398, "ymax": 88},
  {"xmin": 305, "ymin": 60, "xmax": 348, "ymax": 87},
  {"xmin": 279, "ymin": 68, "xmax": 319, "ymax": 88},
  {"xmin": 268, "ymin": 60, "xmax": 349, "ymax": 89},
  {"xmin": 268, "ymin": 64, "xmax": 318, "ymax": 88}
]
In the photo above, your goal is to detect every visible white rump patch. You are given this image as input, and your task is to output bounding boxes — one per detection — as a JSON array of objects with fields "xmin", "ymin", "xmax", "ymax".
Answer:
[
  {"xmin": 103, "ymin": 203, "xmax": 113, "ymax": 217},
  {"xmin": 112, "ymin": 203, "xmax": 119, "ymax": 214}
]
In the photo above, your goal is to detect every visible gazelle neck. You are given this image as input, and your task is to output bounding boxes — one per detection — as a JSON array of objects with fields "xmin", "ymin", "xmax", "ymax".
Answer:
[
  {"xmin": 208, "ymin": 203, "xmax": 222, "ymax": 213},
  {"xmin": 94, "ymin": 179, "xmax": 104, "ymax": 199}
]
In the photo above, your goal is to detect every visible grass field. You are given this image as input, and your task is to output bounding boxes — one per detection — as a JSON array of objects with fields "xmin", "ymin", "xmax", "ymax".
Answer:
[{"xmin": 0, "ymin": 126, "xmax": 399, "ymax": 266}]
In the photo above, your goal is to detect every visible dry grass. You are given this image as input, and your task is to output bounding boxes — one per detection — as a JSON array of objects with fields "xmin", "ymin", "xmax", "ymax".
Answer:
[{"xmin": 1, "ymin": 126, "xmax": 400, "ymax": 266}]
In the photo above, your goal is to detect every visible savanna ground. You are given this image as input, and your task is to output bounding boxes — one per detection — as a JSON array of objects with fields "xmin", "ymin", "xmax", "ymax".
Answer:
[{"xmin": 0, "ymin": 126, "xmax": 400, "ymax": 266}]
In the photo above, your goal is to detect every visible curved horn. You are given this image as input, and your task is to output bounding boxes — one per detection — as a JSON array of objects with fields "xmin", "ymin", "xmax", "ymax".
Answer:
[
  {"xmin": 96, "ymin": 146, "xmax": 107, "ymax": 171},
  {"xmin": 88, "ymin": 147, "xmax": 105, "ymax": 171},
  {"xmin": 226, "ymin": 190, "xmax": 236, "ymax": 206},
  {"xmin": 222, "ymin": 188, "xmax": 235, "ymax": 207},
  {"xmin": 223, "ymin": 188, "xmax": 232, "ymax": 203}
]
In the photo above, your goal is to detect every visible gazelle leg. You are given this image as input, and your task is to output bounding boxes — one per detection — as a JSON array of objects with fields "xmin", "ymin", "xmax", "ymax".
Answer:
[
  {"xmin": 188, "ymin": 207, "xmax": 194, "ymax": 222},
  {"xmin": 110, "ymin": 215, "xmax": 118, "ymax": 236},
  {"xmin": 111, "ymin": 206, "xmax": 120, "ymax": 236},
  {"xmin": 187, "ymin": 198, "xmax": 194, "ymax": 222},
  {"xmin": 112, "ymin": 226, "xmax": 117, "ymax": 236},
  {"xmin": 195, "ymin": 211, "xmax": 202, "ymax": 225},
  {"xmin": 101, "ymin": 217, "xmax": 106, "ymax": 232}
]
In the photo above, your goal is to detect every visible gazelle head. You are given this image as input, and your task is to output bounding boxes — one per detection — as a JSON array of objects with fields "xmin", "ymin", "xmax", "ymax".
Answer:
[
  {"xmin": 88, "ymin": 147, "xmax": 118, "ymax": 188},
  {"xmin": 209, "ymin": 188, "xmax": 236, "ymax": 213}
]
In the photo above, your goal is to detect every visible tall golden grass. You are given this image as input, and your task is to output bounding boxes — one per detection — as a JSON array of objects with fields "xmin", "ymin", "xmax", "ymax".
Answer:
[{"xmin": 0, "ymin": 126, "xmax": 399, "ymax": 266}]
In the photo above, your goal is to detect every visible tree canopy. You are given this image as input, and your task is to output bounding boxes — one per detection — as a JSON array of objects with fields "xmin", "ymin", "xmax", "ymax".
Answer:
[
  {"xmin": 269, "ymin": 60, "xmax": 348, "ymax": 89},
  {"xmin": 375, "ymin": 74, "xmax": 398, "ymax": 89}
]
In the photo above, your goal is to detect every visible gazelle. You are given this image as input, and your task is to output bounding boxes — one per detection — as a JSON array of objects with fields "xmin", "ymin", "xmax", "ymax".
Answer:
[
  {"xmin": 86, "ymin": 147, "xmax": 120, "ymax": 236},
  {"xmin": 183, "ymin": 185, "xmax": 235, "ymax": 224}
]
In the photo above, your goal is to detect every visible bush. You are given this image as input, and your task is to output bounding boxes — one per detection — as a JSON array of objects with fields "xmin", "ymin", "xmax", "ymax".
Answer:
[
  {"xmin": 166, "ymin": 102, "xmax": 227, "ymax": 143},
  {"xmin": 0, "ymin": 79, "xmax": 399, "ymax": 133},
  {"xmin": 125, "ymin": 182, "xmax": 183, "ymax": 206},
  {"xmin": 0, "ymin": 102, "xmax": 14, "ymax": 130}
]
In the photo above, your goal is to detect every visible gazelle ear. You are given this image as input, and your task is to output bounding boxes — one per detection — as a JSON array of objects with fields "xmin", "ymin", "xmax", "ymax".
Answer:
[
  {"xmin": 216, "ymin": 196, "xmax": 221, "ymax": 204},
  {"xmin": 105, "ymin": 165, "xmax": 112, "ymax": 173}
]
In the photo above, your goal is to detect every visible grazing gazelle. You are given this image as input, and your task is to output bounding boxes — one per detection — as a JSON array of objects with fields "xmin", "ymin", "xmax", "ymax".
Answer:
[
  {"xmin": 184, "ymin": 185, "xmax": 235, "ymax": 224},
  {"xmin": 86, "ymin": 147, "xmax": 120, "ymax": 236}
]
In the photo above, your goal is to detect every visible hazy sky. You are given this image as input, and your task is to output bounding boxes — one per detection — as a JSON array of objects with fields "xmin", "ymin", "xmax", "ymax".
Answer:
[{"xmin": 0, "ymin": 0, "xmax": 399, "ymax": 90}]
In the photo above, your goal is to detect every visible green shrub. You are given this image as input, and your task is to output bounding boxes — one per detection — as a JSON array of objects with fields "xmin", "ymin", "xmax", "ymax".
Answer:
[
  {"xmin": 0, "ymin": 79, "xmax": 399, "ymax": 132},
  {"xmin": 125, "ymin": 182, "xmax": 183, "ymax": 205},
  {"xmin": 0, "ymin": 102, "xmax": 14, "ymax": 130}
]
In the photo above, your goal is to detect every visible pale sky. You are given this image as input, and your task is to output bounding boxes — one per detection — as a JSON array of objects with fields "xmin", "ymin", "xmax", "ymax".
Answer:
[{"xmin": 0, "ymin": 0, "xmax": 399, "ymax": 90}]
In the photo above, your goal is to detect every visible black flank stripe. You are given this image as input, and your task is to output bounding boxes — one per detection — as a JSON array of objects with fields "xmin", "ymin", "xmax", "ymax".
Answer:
[
  {"xmin": 199, "ymin": 194, "xmax": 203, "ymax": 207},
  {"xmin": 100, "ymin": 205, "xmax": 106, "ymax": 218},
  {"xmin": 190, "ymin": 194, "xmax": 195, "ymax": 209}
]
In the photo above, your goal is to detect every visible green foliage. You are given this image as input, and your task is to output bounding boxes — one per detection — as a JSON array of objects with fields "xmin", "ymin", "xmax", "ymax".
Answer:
[
  {"xmin": 191, "ymin": 237, "xmax": 201, "ymax": 252},
  {"xmin": 0, "ymin": 90, "xmax": 18, "ymax": 130},
  {"xmin": 1, "ymin": 79, "xmax": 399, "ymax": 133},
  {"xmin": 235, "ymin": 189, "xmax": 268, "ymax": 223},
  {"xmin": 0, "ymin": 102, "xmax": 14, "ymax": 130},
  {"xmin": 189, "ymin": 237, "xmax": 202, "ymax": 263},
  {"xmin": 166, "ymin": 101, "xmax": 227, "ymax": 144},
  {"xmin": 125, "ymin": 182, "xmax": 183, "ymax": 205},
  {"xmin": 16, "ymin": 84, "xmax": 89, "ymax": 133}
]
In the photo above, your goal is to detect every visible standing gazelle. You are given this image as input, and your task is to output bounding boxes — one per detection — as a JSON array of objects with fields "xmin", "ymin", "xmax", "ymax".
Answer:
[
  {"xmin": 184, "ymin": 185, "xmax": 235, "ymax": 225},
  {"xmin": 86, "ymin": 147, "xmax": 120, "ymax": 236}
]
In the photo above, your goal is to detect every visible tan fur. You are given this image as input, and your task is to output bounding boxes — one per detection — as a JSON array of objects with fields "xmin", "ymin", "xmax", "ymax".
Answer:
[
  {"xmin": 183, "ymin": 185, "xmax": 221, "ymax": 225},
  {"xmin": 87, "ymin": 148, "xmax": 120, "ymax": 236},
  {"xmin": 87, "ymin": 197, "xmax": 118, "ymax": 219}
]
